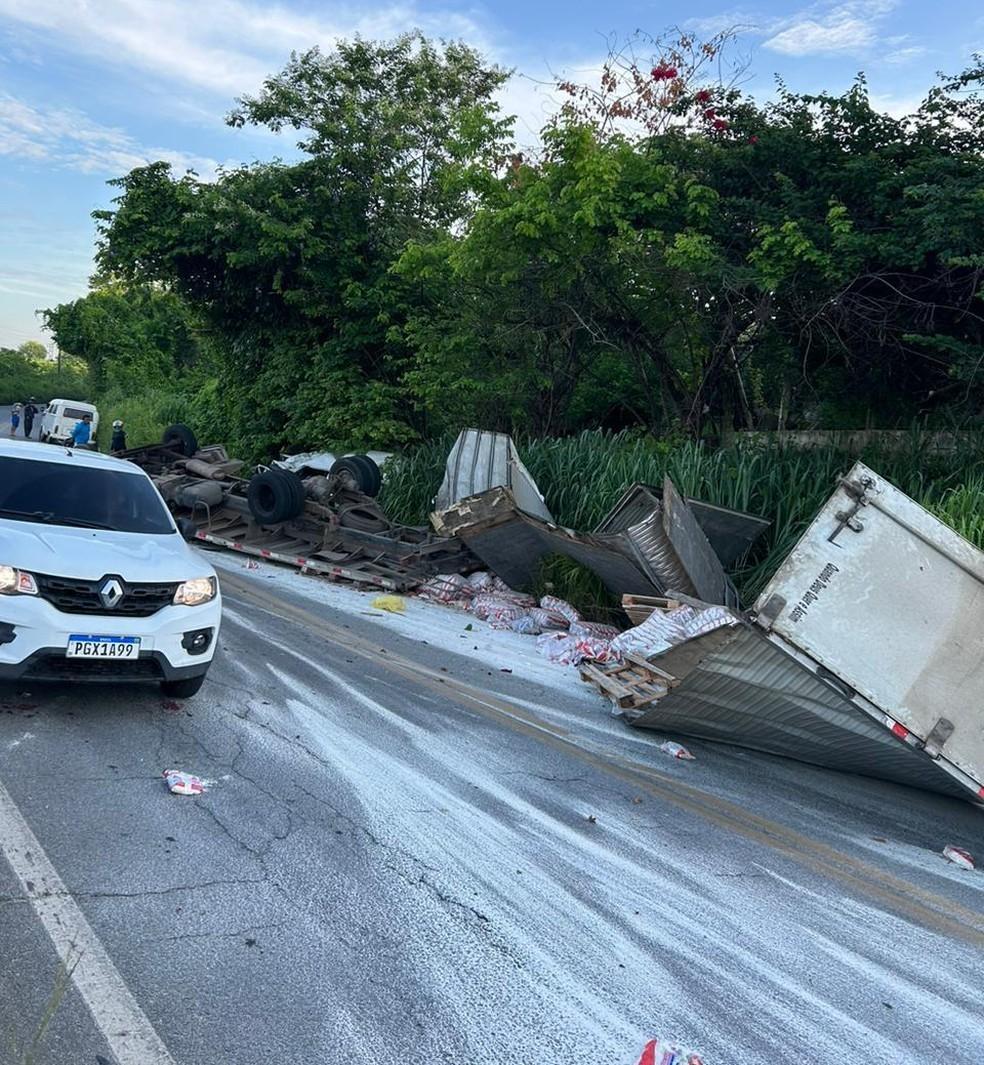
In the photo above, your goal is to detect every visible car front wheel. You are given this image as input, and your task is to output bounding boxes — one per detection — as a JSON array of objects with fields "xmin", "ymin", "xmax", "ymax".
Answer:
[{"xmin": 160, "ymin": 674, "xmax": 207, "ymax": 698}]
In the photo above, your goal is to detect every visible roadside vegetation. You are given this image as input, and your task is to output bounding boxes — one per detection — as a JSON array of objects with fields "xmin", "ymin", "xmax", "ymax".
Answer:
[
  {"xmin": 40, "ymin": 30, "xmax": 984, "ymax": 457},
  {"xmin": 33, "ymin": 28, "xmax": 984, "ymax": 614},
  {"xmin": 0, "ymin": 342, "xmax": 87, "ymax": 405},
  {"xmin": 379, "ymin": 430, "xmax": 984, "ymax": 614}
]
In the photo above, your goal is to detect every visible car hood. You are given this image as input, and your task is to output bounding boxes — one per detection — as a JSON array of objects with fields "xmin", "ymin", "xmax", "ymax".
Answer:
[{"xmin": 0, "ymin": 520, "xmax": 215, "ymax": 583}]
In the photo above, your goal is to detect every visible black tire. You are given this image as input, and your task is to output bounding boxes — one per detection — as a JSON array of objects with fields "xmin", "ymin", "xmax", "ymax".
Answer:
[
  {"xmin": 39, "ymin": 431, "xmax": 48, "ymax": 443},
  {"xmin": 350, "ymin": 454, "xmax": 382, "ymax": 497},
  {"xmin": 330, "ymin": 455, "xmax": 378, "ymax": 496},
  {"xmin": 162, "ymin": 423, "xmax": 199, "ymax": 457},
  {"xmin": 160, "ymin": 673, "xmax": 207, "ymax": 698},
  {"xmin": 247, "ymin": 469, "xmax": 305, "ymax": 524},
  {"xmin": 337, "ymin": 502, "xmax": 389, "ymax": 533}
]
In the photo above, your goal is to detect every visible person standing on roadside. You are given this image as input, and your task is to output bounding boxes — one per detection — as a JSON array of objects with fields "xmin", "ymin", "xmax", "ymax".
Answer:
[
  {"xmin": 22, "ymin": 398, "xmax": 38, "ymax": 439},
  {"xmin": 9, "ymin": 403, "xmax": 21, "ymax": 438},
  {"xmin": 110, "ymin": 419, "xmax": 127, "ymax": 452},
  {"xmin": 69, "ymin": 412, "xmax": 93, "ymax": 448}
]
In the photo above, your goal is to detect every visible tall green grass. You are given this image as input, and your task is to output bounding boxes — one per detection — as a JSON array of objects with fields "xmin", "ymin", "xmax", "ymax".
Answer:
[{"xmin": 379, "ymin": 429, "xmax": 984, "ymax": 612}]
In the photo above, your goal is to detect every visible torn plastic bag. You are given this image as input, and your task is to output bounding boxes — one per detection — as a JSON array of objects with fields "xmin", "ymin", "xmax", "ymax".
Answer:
[{"xmin": 163, "ymin": 769, "xmax": 206, "ymax": 796}]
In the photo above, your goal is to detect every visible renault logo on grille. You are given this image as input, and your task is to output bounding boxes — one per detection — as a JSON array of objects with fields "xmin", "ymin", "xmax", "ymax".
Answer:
[{"xmin": 99, "ymin": 578, "xmax": 124, "ymax": 609}]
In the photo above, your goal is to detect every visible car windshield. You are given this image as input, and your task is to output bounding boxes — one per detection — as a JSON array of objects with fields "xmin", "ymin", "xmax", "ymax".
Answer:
[{"xmin": 0, "ymin": 456, "xmax": 175, "ymax": 535}]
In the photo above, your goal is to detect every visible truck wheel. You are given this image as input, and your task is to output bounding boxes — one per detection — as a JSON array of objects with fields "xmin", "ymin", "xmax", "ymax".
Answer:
[
  {"xmin": 161, "ymin": 674, "xmax": 206, "ymax": 698},
  {"xmin": 330, "ymin": 456, "xmax": 379, "ymax": 496},
  {"xmin": 163, "ymin": 423, "xmax": 199, "ymax": 457},
  {"xmin": 247, "ymin": 469, "xmax": 305, "ymax": 524},
  {"xmin": 351, "ymin": 454, "xmax": 382, "ymax": 497}
]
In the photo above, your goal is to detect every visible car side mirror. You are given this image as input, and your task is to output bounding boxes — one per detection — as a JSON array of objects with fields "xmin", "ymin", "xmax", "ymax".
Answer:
[{"xmin": 177, "ymin": 517, "xmax": 198, "ymax": 541}]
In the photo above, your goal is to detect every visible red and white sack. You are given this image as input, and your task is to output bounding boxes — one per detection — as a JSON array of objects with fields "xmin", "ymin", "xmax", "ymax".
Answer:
[
  {"xmin": 570, "ymin": 620, "xmax": 621, "ymax": 641},
  {"xmin": 488, "ymin": 577, "xmax": 536, "ymax": 607},
  {"xmin": 611, "ymin": 609, "xmax": 687, "ymax": 658},
  {"xmin": 466, "ymin": 571, "xmax": 495, "ymax": 592},
  {"xmin": 417, "ymin": 574, "xmax": 473, "ymax": 605},
  {"xmin": 487, "ymin": 604, "xmax": 526, "ymax": 630},
  {"xmin": 536, "ymin": 632, "xmax": 581, "ymax": 665},
  {"xmin": 536, "ymin": 632, "xmax": 616, "ymax": 666},
  {"xmin": 576, "ymin": 637, "xmax": 618, "ymax": 664},
  {"xmin": 636, "ymin": 1038, "xmax": 705, "ymax": 1065},
  {"xmin": 539, "ymin": 595, "xmax": 581, "ymax": 625},
  {"xmin": 682, "ymin": 605, "xmax": 736, "ymax": 639},
  {"xmin": 163, "ymin": 769, "xmax": 206, "ymax": 796},
  {"xmin": 528, "ymin": 606, "xmax": 569, "ymax": 630},
  {"xmin": 510, "ymin": 614, "xmax": 542, "ymax": 635},
  {"xmin": 470, "ymin": 594, "xmax": 515, "ymax": 620},
  {"xmin": 943, "ymin": 845, "xmax": 975, "ymax": 870}
]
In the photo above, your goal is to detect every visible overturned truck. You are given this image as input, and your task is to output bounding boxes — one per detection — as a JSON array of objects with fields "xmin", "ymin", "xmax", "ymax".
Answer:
[
  {"xmin": 123, "ymin": 425, "xmax": 474, "ymax": 590},
  {"xmin": 589, "ymin": 463, "xmax": 984, "ymax": 803}
]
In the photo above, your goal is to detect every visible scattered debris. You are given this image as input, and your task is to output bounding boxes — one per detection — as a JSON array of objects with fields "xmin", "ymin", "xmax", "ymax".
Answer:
[
  {"xmin": 435, "ymin": 428, "xmax": 553, "ymax": 521},
  {"xmin": 942, "ymin": 845, "xmax": 976, "ymax": 870},
  {"xmin": 658, "ymin": 741, "xmax": 695, "ymax": 760},
  {"xmin": 432, "ymin": 475, "xmax": 745, "ymax": 607},
  {"xmin": 635, "ymin": 1038, "xmax": 705, "ymax": 1065},
  {"xmin": 123, "ymin": 427, "xmax": 475, "ymax": 592},
  {"xmin": 579, "ymin": 655, "xmax": 673, "ymax": 709},
  {"xmin": 370, "ymin": 595, "xmax": 406, "ymax": 614},
  {"xmin": 163, "ymin": 769, "xmax": 206, "ymax": 796},
  {"xmin": 621, "ymin": 594, "xmax": 683, "ymax": 625}
]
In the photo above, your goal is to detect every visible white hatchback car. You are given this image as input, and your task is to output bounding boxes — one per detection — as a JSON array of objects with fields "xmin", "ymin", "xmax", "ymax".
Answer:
[{"xmin": 0, "ymin": 440, "xmax": 221, "ymax": 697}]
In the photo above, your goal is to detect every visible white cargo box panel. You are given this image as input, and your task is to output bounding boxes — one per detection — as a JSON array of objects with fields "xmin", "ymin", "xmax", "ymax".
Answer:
[{"xmin": 755, "ymin": 461, "xmax": 984, "ymax": 799}]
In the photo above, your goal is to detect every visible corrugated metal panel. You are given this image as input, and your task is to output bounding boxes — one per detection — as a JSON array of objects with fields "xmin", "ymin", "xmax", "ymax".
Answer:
[
  {"xmin": 627, "ymin": 622, "xmax": 969, "ymax": 799},
  {"xmin": 684, "ymin": 499, "xmax": 771, "ymax": 567},
  {"xmin": 432, "ymin": 486, "xmax": 653, "ymax": 596},
  {"xmin": 595, "ymin": 484, "xmax": 662, "ymax": 535},
  {"xmin": 625, "ymin": 511, "xmax": 693, "ymax": 594},
  {"xmin": 596, "ymin": 483, "xmax": 770, "ymax": 569},
  {"xmin": 662, "ymin": 477, "xmax": 740, "ymax": 609},
  {"xmin": 754, "ymin": 461, "xmax": 984, "ymax": 794},
  {"xmin": 435, "ymin": 429, "xmax": 553, "ymax": 521}
]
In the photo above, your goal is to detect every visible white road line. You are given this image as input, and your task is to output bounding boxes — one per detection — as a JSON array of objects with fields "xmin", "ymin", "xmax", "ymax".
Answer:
[{"xmin": 0, "ymin": 777, "xmax": 177, "ymax": 1065}]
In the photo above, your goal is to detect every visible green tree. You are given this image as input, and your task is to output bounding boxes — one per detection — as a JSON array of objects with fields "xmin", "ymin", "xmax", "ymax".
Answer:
[
  {"xmin": 399, "ymin": 39, "xmax": 984, "ymax": 438},
  {"xmin": 91, "ymin": 33, "xmax": 512, "ymax": 456},
  {"xmin": 17, "ymin": 340, "xmax": 49, "ymax": 363},
  {"xmin": 42, "ymin": 284, "xmax": 202, "ymax": 394}
]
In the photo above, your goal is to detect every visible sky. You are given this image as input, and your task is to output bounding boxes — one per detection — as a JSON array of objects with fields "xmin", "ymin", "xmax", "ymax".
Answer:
[{"xmin": 0, "ymin": 0, "xmax": 981, "ymax": 349}]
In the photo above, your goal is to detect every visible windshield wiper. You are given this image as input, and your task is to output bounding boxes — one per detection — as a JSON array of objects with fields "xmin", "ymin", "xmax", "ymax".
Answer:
[
  {"xmin": 0, "ymin": 507, "xmax": 55, "ymax": 522},
  {"xmin": 49, "ymin": 516, "xmax": 114, "ymax": 530},
  {"xmin": 0, "ymin": 508, "xmax": 112, "ymax": 530}
]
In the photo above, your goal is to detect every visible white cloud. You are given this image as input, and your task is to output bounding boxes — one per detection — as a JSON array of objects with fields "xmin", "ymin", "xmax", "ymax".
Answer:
[
  {"xmin": 883, "ymin": 46, "xmax": 928, "ymax": 64},
  {"xmin": 0, "ymin": 0, "xmax": 492, "ymax": 97},
  {"xmin": 0, "ymin": 93, "xmax": 228, "ymax": 176},
  {"xmin": 763, "ymin": 0, "xmax": 899, "ymax": 57},
  {"xmin": 868, "ymin": 90, "xmax": 926, "ymax": 117}
]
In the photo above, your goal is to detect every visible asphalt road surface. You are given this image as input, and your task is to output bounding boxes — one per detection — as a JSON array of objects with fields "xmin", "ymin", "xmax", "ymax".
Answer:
[{"xmin": 1, "ymin": 560, "xmax": 983, "ymax": 1065}]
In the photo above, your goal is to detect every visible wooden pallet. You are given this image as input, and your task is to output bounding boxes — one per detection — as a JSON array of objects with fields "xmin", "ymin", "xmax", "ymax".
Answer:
[
  {"xmin": 579, "ymin": 653, "xmax": 679, "ymax": 710},
  {"xmin": 621, "ymin": 594, "xmax": 682, "ymax": 625}
]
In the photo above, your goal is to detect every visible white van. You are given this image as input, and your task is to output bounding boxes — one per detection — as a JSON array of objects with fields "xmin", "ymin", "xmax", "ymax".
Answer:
[{"xmin": 39, "ymin": 399, "xmax": 100, "ymax": 446}]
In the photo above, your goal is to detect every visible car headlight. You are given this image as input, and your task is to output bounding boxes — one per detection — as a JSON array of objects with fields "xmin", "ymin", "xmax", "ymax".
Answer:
[
  {"xmin": 0, "ymin": 565, "xmax": 38, "ymax": 596},
  {"xmin": 173, "ymin": 576, "xmax": 217, "ymax": 606}
]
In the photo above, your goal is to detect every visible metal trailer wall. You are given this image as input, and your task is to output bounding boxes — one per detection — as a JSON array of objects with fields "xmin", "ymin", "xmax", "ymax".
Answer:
[
  {"xmin": 627, "ymin": 621, "xmax": 971, "ymax": 800},
  {"xmin": 435, "ymin": 429, "xmax": 553, "ymax": 521},
  {"xmin": 755, "ymin": 461, "xmax": 984, "ymax": 797}
]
